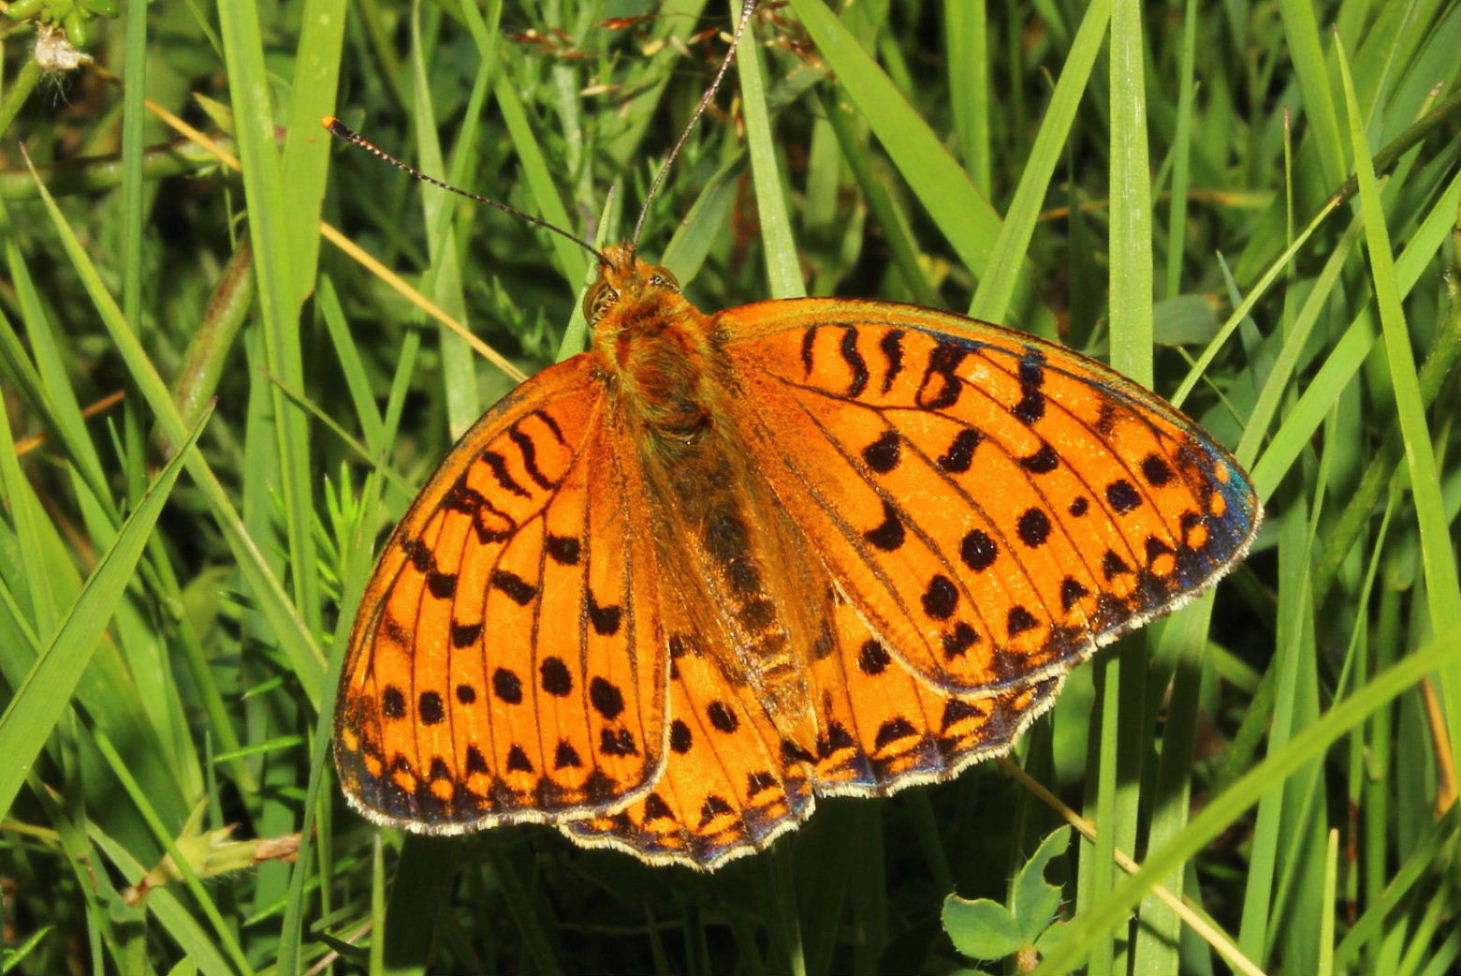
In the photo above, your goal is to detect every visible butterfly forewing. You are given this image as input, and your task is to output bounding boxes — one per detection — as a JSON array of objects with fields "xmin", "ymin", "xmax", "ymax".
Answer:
[
  {"xmin": 335, "ymin": 355, "xmax": 671, "ymax": 830},
  {"xmin": 720, "ymin": 298, "xmax": 1260, "ymax": 696}
]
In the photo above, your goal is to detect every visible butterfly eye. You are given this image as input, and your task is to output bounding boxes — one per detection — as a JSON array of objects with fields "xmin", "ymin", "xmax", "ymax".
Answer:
[
  {"xmin": 583, "ymin": 282, "xmax": 620, "ymax": 324},
  {"xmin": 649, "ymin": 266, "xmax": 679, "ymax": 290}
]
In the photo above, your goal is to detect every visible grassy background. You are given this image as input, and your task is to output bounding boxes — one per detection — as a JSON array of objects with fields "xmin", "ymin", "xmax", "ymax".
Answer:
[{"xmin": 2, "ymin": 0, "xmax": 1459, "ymax": 973}]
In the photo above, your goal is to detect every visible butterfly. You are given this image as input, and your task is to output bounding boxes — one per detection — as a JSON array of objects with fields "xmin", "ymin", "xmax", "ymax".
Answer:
[
  {"xmin": 327, "ymin": 1, "xmax": 1259, "ymax": 871},
  {"xmin": 331, "ymin": 229, "xmax": 1261, "ymax": 868}
]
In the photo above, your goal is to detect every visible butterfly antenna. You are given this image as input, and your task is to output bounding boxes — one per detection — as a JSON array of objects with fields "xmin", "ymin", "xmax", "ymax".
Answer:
[
  {"xmin": 629, "ymin": 0, "xmax": 758, "ymax": 250},
  {"xmin": 322, "ymin": 116, "xmax": 607, "ymax": 262}
]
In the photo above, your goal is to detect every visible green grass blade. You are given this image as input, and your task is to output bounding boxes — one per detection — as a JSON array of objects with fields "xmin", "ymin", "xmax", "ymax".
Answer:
[
  {"xmin": 1034, "ymin": 633, "xmax": 1455, "ymax": 976},
  {"xmin": 968, "ymin": 0, "xmax": 1109, "ymax": 325},
  {"xmin": 24, "ymin": 142, "xmax": 328, "ymax": 703},
  {"xmin": 1334, "ymin": 27, "xmax": 1461, "ymax": 805},
  {"xmin": 785, "ymin": 0, "xmax": 1002, "ymax": 278},
  {"xmin": 217, "ymin": 0, "xmax": 323, "ymax": 642},
  {"xmin": 737, "ymin": 0, "xmax": 803, "ymax": 300},
  {"xmin": 0, "ymin": 410, "xmax": 206, "ymax": 820}
]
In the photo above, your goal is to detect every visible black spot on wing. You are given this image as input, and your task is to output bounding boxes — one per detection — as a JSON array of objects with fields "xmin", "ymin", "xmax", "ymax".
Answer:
[
  {"xmin": 1060, "ymin": 577, "xmax": 1091, "ymax": 611},
  {"xmin": 1102, "ymin": 550, "xmax": 1132, "ymax": 580},
  {"xmin": 418, "ymin": 691, "xmax": 444, "ymax": 725},
  {"xmin": 554, "ymin": 740, "xmax": 582, "ymax": 769},
  {"xmin": 587, "ymin": 591, "xmax": 622, "ymax": 636},
  {"xmin": 840, "ymin": 327, "xmax": 870, "ymax": 398},
  {"xmin": 1019, "ymin": 443, "xmax": 1059, "ymax": 473},
  {"xmin": 540, "ymin": 657, "xmax": 573, "ymax": 696},
  {"xmin": 1017, "ymin": 508, "xmax": 1051, "ymax": 547},
  {"xmin": 707, "ymin": 701, "xmax": 739, "ymax": 733},
  {"xmin": 451, "ymin": 621, "xmax": 483, "ymax": 647},
  {"xmin": 1107, "ymin": 479, "xmax": 1143, "ymax": 514},
  {"xmin": 479, "ymin": 450, "xmax": 529, "ymax": 498},
  {"xmin": 546, "ymin": 534, "xmax": 581, "ymax": 565},
  {"xmin": 1012, "ymin": 391, "xmax": 1045, "ymax": 424},
  {"xmin": 862, "ymin": 430, "xmax": 901, "ymax": 473},
  {"xmin": 1142, "ymin": 453, "xmax": 1175, "ymax": 486},
  {"xmin": 1006, "ymin": 606, "xmax": 1039, "ymax": 638},
  {"xmin": 879, "ymin": 329, "xmax": 905, "ymax": 393},
  {"xmin": 941, "ymin": 697, "xmax": 979, "ymax": 729},
  {"xmin": 1145, "ymin": 536, "xmax": 1175, "ymax": 566},
  {"xmin": 864, "ymin": 499, "xmax": 906, "ymax": 551},
  {"xmin": 583, "ymin": 770, "xmax": 620, "ymax": 805},
  {"xmin": 508, "ymin": 426, "xmax": 555, "ymax": 491},
  {"xmin": 874, "ymin": 717, "xmax": 918, "ymax": 750},
  {"xmin": 402, "ymin": 538, "xmax": 433, "ymax": 573},
  {"xmin": 493, "ymin": 667, "xmax": 523, "ymax": 704},
  {"xmin": 699, "ymin": 794, "xmax": 734, "ymax": 826},
  {"xmin": 858, "ymin": 640, "xmax": 891, "ymax": 674},
  {"xmin": 670, "ymin": 720, "xmax": 693, "ymax": 754},
  {"xmin": 1011, "ymin": 351, "xmax": 1047, "ymax": 424},
  {"xmin": 1018, "ymin": 352, "xmax": 1045, "ymax": 387},
  {"xmin": 506, "ymin": 744, "xmax": 534, "ymax": 773},
  {"xmin": 443, "ymin": 478, "xmax": 514, "ymax": 544},
  {"xmin": 377, "ymin": 611, "xmax": 411, "ymax": 647},
  {"xmin": 589, "ymin": 677, "xmax": 626, "ymax": 720},
  {"xmin": 643, "ymin": 792, "xmax": 673, "ymax": 820},
  {"xmin": 960, "ymin": 529, "xmax": 998, "ymax": 571},
  {"xmin": 821, "ymin": 722, "xmax": 855, "ymax": 756},
  {"xmin": 917, "ymin": 341, "xmax": 968, "ymax": 410},
  {"xmin": 937, "ymin": 427, "xmax": 982, "ymax": 473},
  {"xmin": 800, "ymin": 326, "xmax": 818, "ymax": 376},
  {"xmin": 747, "ymin": 770, "xmax": 777, "ymax": 795},
  {"xmin": 426, "ymin": 570, "xmax": 457, "ymax": 600},
  {"xmin": 491, "ymin": 569, "xmax": 537, "ymax": 605},
  {"xmin": 782, "ymin": 739, "xmax": 816, "ymax": 764},
  {"xmin": 922, "ymin": 575, "xmax": 958, "ymax": 620},
  {"xmin": 599, "ymin": 728, "xmax": 638, "ymax": 757},
  {"xmin": 942, "ymin": 621, "xmax": 979, "ymax": 658}
]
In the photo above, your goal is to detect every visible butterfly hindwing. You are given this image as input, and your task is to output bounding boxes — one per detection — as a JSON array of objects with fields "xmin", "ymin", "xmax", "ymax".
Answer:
[
  {"xmin": 807, "ymin": 585, "xmax": 1065, "ymax": 795},
  {"xmin": 560, "ymin": 624, "xmax": 815, "ymax": 868},
  {"xmin": 335, "ymin": 355, "xmax": 670, "ymax": 831}
]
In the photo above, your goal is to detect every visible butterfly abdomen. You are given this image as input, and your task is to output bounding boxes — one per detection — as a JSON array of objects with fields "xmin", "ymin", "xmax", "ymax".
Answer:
[{"xmin": 646, "ymin": 418, "xmax": 806, "ymax": 684}]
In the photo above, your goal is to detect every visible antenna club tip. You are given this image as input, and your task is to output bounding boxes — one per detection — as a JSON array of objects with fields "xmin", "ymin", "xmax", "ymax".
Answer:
[{"xmin": 321, "ymin": 115, "xmax": 343, "ymax": 132}]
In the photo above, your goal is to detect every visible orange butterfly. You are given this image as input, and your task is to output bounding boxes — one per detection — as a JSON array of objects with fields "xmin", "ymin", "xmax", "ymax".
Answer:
[
  {"xmin": 331, "ymin": 238, "xmax": 1261, "ymax": 869},
  {"xmin": 327, "ymin": 9, "xmax": 1260, "ymax": 873}
]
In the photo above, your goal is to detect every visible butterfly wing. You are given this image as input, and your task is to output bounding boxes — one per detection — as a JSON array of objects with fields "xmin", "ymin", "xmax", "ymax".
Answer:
[
  {"xmin": 717, "ymin": 298, "xmax": 1260, "ymax": 791},
  {"xmin": 558, "ymin": 622, "xmax": 816, "ymax": 868},
  {"xmin": 802, "ymin": 583, "xmax": 1067, "ymax": 796},
  {"xmin": 336, "ymin": 354, "xmax": 672, "ymax": 831}
]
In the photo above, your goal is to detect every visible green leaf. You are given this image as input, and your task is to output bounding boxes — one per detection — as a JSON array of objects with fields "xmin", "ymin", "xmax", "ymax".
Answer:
[
  {"xmin": 1012, "ymin": 827, "xmax": 1072, "ymax": 942},
  {"xmin": 942, "ymin": 896, "xmax": 1024, "ymax": 962}
]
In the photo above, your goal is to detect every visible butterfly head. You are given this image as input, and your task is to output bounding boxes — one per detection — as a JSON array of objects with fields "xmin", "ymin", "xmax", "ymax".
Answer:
[{"xmin": 583, "ymin": 243, "xmax": 686, "ymax": 327}]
